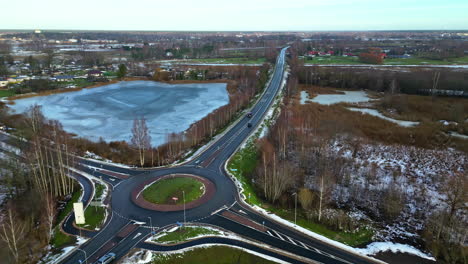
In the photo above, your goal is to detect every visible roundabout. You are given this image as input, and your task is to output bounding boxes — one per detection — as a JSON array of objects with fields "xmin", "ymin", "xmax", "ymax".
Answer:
[{"xmin": 132, "ymin": 174, "xmax": 216, "ymax": 212}]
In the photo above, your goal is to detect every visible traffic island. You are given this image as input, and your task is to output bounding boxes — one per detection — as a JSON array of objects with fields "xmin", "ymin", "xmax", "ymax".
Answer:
[{"xmin": 132, "ymin": 174, "xmax": 216, "ymax": 212}]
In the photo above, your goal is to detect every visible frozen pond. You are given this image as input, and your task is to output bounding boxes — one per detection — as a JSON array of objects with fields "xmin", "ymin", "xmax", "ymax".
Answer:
[
  {"xmin": 10, "ymin": 81, "xmax": 229, "ymax": 146},
  {"xmin": 448, "ymin": 131, "xmax": 468, "ymax": 139},
  {"xmin": 347, "ymin": 107, "xmax": 419, "ymax": 127},
  {"xmin": 301, "ymin": 90, "xmax": 371, "ymax": 105}
]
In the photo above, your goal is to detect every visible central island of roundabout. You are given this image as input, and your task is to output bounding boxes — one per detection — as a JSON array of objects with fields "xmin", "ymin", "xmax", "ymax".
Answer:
[{"xmin": 132, "ymin": 174, "xmax": 216, "ymax": 212}]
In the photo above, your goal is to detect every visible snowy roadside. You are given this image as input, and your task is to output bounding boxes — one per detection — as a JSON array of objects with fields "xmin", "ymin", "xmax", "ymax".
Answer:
[
  {"xmin": 124, "ymin": 223, "xmax": 306, "ymax": 264},
  {"xmin": 39, "ymin": 236, "xmax": 88, "ymax": 264}
]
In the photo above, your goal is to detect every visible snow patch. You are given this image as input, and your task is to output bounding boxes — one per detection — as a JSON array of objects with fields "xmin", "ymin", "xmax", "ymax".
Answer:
[{"xmin": 355, "ymin": 242, "xmax": 436, "ymax": 261}]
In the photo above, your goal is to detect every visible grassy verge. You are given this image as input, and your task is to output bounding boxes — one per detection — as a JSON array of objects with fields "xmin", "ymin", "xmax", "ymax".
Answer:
[
  {"xmin": 268, "ymin": 207, "xmax": 373, "ymax": 247},
  {"xmin": 0, "ymin": 89, "xmax": 15, "ymax": 97},
  {"xmin": 51, "ymin": 227, "xmax": 77, "ymax": 249},
  {"xmin": 77, "ymin": 206, "xmax": 106, "ymax": 230},
  {"xmin": 56, "ymin": 189, "xmax": 82, "ymax": 224},
  {"xmin": 93, "ymin": 181, "xmax": 105, "ymax": 201},
  {"xmin": 142, "ymin": 177, "xmax": 204, "ymax": 205},
  {"xmin": 151, "ymin": 245, "xmax": 278, "ymax": 264},
  {"xmin": 153, "ymin": 226, "xmax": 221, "ymax": 244}
]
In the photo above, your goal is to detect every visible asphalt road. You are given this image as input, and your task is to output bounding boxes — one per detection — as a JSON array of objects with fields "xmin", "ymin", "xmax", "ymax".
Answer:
[{"xmin": 0, "ymin": 48, "xmax": 383, "ymax": 264}]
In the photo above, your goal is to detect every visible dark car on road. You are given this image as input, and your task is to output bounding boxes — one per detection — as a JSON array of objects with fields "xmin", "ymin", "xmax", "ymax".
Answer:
[
  {"xmin": 247, "ymin": 122, "xmax": 252, "ymax": 128},
  {"xmin": 246, "ymin": 112, "xmax": 253, "ymax": 118}
]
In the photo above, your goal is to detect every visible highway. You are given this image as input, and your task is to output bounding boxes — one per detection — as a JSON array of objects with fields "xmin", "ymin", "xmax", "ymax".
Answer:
[{"xmin": 1, "ymin": 48, "xmax": 383, "ymax": 264}]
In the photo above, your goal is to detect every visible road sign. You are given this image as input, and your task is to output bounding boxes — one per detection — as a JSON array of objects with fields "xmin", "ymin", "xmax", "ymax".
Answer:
[
  {"xmin": 176, "ymin": 221, "xmax": 183, "ymax": 227},
  {"xmin": 172, "ymin": 197, "xmax": 179, "ymax": 201},
  {"xmin": 73, "ymin": 202, "xmax": 86, "ymax": 225}
]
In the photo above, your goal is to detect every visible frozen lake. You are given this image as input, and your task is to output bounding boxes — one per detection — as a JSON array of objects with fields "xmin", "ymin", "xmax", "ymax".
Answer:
[
  {"xmin": 301, "ymin": 90, "xmax": 371, "ymax": 105},
  {"xmin": 10, "ymin": 81, "xmax": 229, "ymax": 146}
]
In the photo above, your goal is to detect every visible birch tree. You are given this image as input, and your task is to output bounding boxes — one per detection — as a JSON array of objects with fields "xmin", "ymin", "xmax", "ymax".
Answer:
[
  {"xmin": 131, "ymin": 117, "xmax": 151, "ymax": 166},
  {"xmin": 0, "ymin": 209, "xmax": 25, "ymax": 263}
]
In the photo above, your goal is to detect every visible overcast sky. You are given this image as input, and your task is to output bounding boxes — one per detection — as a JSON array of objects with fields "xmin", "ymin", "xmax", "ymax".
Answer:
[{"xmin": 2, "ymin": 0, "xmax": 467, "ymax": 31}]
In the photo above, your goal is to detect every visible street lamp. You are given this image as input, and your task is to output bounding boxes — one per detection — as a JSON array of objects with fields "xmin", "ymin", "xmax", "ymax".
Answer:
[
  {"xmin": 182, "ymin": 190, "xmax": 186, "ymax": 229},
  {"xmin": 76, "ymin": 248, "xmax": 87, "ymax": 264},
  {"xmin": 292, "ymin": 192, "xmax": 297, "ymax": 225},
  {"xmin": 148, "ymin": 216, "xmax": 153, "ymax": 233}
]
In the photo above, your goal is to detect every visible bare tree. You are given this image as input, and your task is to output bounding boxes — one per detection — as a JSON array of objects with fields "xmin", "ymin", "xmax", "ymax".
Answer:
[
  {"xmin": 131, "ymin": 117, "xmax": 151, "ymax": 166},
  {"xmin": 0, "ymin": 209, "xmax": 25, "ymax": 263}
]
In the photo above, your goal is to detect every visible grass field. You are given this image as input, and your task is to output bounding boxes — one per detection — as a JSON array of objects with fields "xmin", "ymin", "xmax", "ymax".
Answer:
[
  {"xmin": 151, "ymin": 245, "xmax": 278, "ymax": 264},
  {"xmin": 304, "ymin": 56, "xmax": 468, "ymax": 65},
  {"xmin": 56, "ymin": 190, "xmax": 82, "ymax": 224},
  {"xmin": 93, "ymin": 181, "xmax": 105, "ymax": 201},
  {"xmin": 77, "ymin": 206, "xmax": 106, "ymax": 230},
  {"xmin": 153, "ymin": 226, "xmax": 221, "ymax": 244},
  {"xmin": 142, "ymin": 177, "xmax": 204, "ymax": 205},
  {"xmin": 0, "ymin": 89, "xmax": 15, "ymax": 97},
  {"xmin": 51, "ymin": 227, "xmax": 77, "ymax": 249}
]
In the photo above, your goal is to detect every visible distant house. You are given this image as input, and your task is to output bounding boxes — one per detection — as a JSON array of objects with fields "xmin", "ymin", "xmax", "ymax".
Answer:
[
  {"xmin": 0, "ymin": 78, "xmax": 8, "ymax": 88},
  {"xmin": 87, "ymin": 70, "xmax": 103, "ymax": 78},
  {"xmin": 166, "ymin": 52, "xmax": 174, "ymax": 57},
  {"xmin": 7, "ymin": 76, "xmax": 29, "ymax": 84},
  {"xmin": 55, "ymin": 75, "xmax": 75, "ymax": 82}
]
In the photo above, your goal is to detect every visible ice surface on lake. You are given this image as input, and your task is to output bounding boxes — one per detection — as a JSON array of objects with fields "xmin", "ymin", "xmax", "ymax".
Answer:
[
  {"xmin": 301, "ymin": 90, "xmax": 371, "ymax": 105},
  {"xmin": 10, "ymin": 81, "xmax": 229, "ymax": 147},
  {"xmin": 347, "ymin": 107, "xmax": 419, "ymax": 127},
  {"xmin": 449, "ymin": 131, "xmax": 468, "ymax": 139}
]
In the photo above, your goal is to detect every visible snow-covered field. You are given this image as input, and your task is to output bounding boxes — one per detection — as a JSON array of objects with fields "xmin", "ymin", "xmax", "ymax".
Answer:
[
  {"xmin": 9, "ymin": 80, "xmax": 229, "ymax": 147},
  {"xmin": 326, "ymin": 139, "xmax": 465, "ymax": 247}
]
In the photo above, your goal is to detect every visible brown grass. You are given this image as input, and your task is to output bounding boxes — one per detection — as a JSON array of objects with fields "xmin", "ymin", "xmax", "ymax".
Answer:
[
  {"xmin": 293, "ymin": 96, "xmax": 468, "ymax": 153},
  {"xmin": 376, "ymin": 94, "xmax": 468, "ymax": 123}
]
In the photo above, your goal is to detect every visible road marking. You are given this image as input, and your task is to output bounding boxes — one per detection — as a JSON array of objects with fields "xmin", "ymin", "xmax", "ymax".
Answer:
[
  {"xmin": 267, "ymin": 230, "xmax": 274, "ymax": 236},
  {"xmin": 271, "ymin": 230, "xmax": 285, "ymax": 241},
  {"xmin": 298, "ymin": 241, "xmax": 309, "ymax": 249},
  {"xmin": 133, "ymin": 232, "xmax": 142, "ymax": 240},
  {"xmin": 211, "ymin": 205, "xmax": 227, "ymax": 215},
  {"xmin": 283, "ymin": 235, "xmax": 297, "ymax": 245}
]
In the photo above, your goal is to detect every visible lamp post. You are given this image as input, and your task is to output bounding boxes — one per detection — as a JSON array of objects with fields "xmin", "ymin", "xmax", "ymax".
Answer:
[
  {"xmin": 292, "ymin": 192, "xmax": 297, "ymax": 225},
  {"xmin": 182, "ymin": 190, "xmax": 186, "ymax": 228},
  {"xmin": 148, "ymin": 216, "xmax": 153, "ymax": 233},
  {"xmin": 76, "ymin": 248, "xmax": 87, "ymax": 264}
]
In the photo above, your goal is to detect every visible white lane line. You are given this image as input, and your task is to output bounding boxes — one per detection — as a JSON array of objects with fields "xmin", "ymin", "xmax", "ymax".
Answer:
[
  {"xmin": 267, "ymin": 230, "xmax": 274, "ymax": 237},
  {"xmin": 298, "ymin": 240, "xmax": 309, "ymax": 249},
  {"xmin": 271, "ymin": 230, "xmax": 285, "ymax": 241},
  {"xmin": 286, "ymin": 236, "xmax": 297, "ymax": 245},
  {"xmin": 132, "ymin": 232, "xmax": 142, "ymax": 240}
]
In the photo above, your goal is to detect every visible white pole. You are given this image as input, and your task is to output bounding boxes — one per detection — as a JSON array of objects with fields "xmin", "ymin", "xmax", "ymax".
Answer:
[
  {"xmin": 293, "ymin": 192, "xmax": 297, "ymax": 225},
  {"xmin": 77, "ymin": 248, "xmax": 87, "ymax": 264},
  {"xmin": 183, "ymin": 190, "xmax": 186, "ymax": 228},
  {"xmin": 148, "ymin": 216, "xmax": 152, "ymax": 233}
]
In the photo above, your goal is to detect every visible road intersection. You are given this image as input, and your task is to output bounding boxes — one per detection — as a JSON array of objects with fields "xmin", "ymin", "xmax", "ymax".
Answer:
[{"xmin": 9, "ymin": 47, "xmax": 382, "ymax": 264}]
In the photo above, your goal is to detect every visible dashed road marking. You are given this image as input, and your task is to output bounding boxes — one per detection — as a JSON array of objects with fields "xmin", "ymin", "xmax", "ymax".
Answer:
[
  {"xmin": 271, "ymin": 230, "xmax": 285, "ymax": 241},
  {"xmin": 286, "ymin": 235, "xmax": 297, "ymax": 245}
]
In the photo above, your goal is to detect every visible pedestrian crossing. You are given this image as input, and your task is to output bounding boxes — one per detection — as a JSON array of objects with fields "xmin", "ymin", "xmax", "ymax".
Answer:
[{"xmin": 265, "ymin": 228, "xmax": 354, "ymax": 264}]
